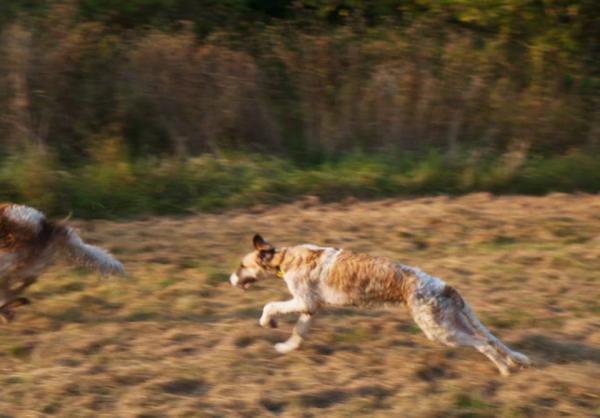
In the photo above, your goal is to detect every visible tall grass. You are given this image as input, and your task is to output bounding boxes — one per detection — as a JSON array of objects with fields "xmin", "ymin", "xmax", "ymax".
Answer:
[{"xmin": 1, "ymin": 147, "xmax": 599, "ymax": 218}]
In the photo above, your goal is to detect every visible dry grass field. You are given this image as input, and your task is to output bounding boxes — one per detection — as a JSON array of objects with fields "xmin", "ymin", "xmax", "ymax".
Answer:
[{"xmin": 1, "ymin": 193, "xmax": 599, "ymax": 418}]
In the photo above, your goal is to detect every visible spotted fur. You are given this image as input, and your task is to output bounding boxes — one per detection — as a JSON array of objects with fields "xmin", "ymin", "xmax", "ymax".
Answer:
[{"xmin": 230, "ymin": 234, "xmax": 530, "ymax": 375}]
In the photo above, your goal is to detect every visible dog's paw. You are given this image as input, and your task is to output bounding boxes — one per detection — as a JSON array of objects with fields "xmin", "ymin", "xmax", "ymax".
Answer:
[
  {"xmin": 259, "ymin": 316, "xmax": 272, "ymax": 328},
  {"xmin": 274, "ymin": 342, "xmax": 296, "ymax": 354},
  {"xmin": 498, "ymin": 366, "xmax": 511, "ymax": 377}
]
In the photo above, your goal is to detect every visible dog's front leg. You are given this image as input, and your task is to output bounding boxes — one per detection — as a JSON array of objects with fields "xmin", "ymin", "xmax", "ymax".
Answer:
[
  {"xmin": 259, "ymin": 298, "xmax": 305, "ymax": 328},
  {"xmin": 274, "ymin": 313, "xmax": 314, "ymax": 354}
]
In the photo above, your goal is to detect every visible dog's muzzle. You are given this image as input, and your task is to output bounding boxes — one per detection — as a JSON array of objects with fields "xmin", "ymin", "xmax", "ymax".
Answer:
[
  {"xmin": 229, "ymin": 273, "xmax": 256, "ymax": 289},
  {"xmin": 229, "ymin": 273, "xmax": 240, "ymax": 286}
]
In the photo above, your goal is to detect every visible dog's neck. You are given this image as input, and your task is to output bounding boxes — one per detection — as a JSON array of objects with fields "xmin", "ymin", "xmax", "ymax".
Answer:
[
  {"xmin": 271, "ymin": 245, "xmax": 328, "ymax": 277},
  {"xmin": 270, "ymin": 247, "xmax": 288, "ymax": 274}
]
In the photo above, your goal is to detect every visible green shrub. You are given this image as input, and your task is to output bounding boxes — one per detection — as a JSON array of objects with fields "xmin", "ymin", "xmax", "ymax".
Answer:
[{"xmin": 1, "ymin": 149, "xmax": 599, "ymax": 218}]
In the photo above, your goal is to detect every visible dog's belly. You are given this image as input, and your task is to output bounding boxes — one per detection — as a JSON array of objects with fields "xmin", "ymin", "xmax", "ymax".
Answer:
[
  {"xmin": 317, "ymin": 281, "xmax": 405, "ymax": 308},
  {"xmin": 319, "ymin": 284, "xmax": 352, "ymax": 306}
]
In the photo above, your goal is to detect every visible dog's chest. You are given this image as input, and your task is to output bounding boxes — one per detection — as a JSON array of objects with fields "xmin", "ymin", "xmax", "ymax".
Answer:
[{"xmin": 283, "ymin": 273, "xmax": 308, "ymax": 296}]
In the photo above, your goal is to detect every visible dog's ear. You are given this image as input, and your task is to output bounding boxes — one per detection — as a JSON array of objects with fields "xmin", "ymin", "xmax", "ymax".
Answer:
[
  {"xmin": 253, "ymin": 234, "xmax": 273, "ymax": 251},
  {"xmin": 253, "ymin": 234, "xmax": 265, "ymax": 249},
  {"xmin": 254, "ymin": 234, "xmax": 275, "ymax": 263}
]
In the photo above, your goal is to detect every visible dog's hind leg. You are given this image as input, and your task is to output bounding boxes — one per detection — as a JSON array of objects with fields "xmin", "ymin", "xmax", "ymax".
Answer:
[
  {"xmin": 408, "ymin": 285, "xmax": 528, "ymax": 376},
  {"xmin": 274, "ymin": 313, "xmax": 314, "ymax": 354},
  {"xmin": 472, "ymin": 341, "xmax": 512, "ymax": 376},
  {"xmin": 460, "ymin": 303, "xmax": 531, "ymax": 370}
]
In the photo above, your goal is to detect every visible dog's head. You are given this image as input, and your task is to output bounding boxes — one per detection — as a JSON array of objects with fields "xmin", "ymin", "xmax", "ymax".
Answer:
[{"xmin": 229, "ymin": 234, "xmax": 279, "ymax": 290}]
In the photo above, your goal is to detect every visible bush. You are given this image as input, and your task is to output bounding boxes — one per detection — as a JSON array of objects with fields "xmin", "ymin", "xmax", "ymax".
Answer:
[
  {"xmin": 1, "ymin": 149, "xmax": 599, "ymax": 218},
  {"xmin": 0, "ymin": 2, "xmax": 598, "ymax": 159}
]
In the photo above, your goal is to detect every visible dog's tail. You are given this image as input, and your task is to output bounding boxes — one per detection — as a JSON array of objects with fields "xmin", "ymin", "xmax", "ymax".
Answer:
[{"xmin": 57, "ymin": 225, "xmax": 125, "ymax": 276}]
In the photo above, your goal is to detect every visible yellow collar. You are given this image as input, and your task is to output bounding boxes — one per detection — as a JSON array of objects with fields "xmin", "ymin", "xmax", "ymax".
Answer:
[{"xmin": 276, "ymin": 267, "xmax": 285, "ymax": 279}]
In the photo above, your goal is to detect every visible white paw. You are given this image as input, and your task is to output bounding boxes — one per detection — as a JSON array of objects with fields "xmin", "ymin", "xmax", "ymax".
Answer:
[
  {"xmin": 498, "ymin": 366, "xmax": 511, "ymax": 377},
  {"xmin": 274, "ymin": 342, "xmax": 298, "ymax": 354},
  {"xmin": 259, "ymin": 316, "xmax": 276, "ymax": 328}
]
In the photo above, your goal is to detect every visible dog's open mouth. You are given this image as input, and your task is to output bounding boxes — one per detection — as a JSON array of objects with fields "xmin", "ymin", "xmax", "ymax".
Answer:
[{"xmin": 239, "ymin": 277, "xmax": 257, "ymax": 290}]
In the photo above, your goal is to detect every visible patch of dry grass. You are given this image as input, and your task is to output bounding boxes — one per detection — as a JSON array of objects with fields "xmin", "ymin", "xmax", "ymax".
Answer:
[{"xmin": 1, "ymin": 193, "xmax": 599, "ymax": 417}]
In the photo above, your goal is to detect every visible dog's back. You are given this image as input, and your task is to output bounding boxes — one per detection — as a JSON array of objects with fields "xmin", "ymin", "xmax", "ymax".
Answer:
[
  {"xmin": 0, "ymin": 203, "xmax": 67, "ymax": 279},
  {"xmin": 322, "ymin": 250, "xmax": 418, "ymax": 306}
]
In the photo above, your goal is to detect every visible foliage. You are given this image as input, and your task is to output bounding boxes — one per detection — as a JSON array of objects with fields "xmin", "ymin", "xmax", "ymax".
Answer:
[
  {"xmin": 0, "ymin": 0, "xmax": 598, "ymax": 157},
  {"xmin": 0, "ymin": 1, "xmax": 598, "ymax": 216},
  {"xmin": 1, "ymin": 149, "xmax": 599, "ymax": 218}
]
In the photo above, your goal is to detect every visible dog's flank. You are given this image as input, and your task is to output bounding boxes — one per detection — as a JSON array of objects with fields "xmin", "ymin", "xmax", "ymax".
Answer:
[
  {"xmin": 325, "ymin": 251, "xmax": 417, "ymax": 306},
  {"xmin": 230, "ymin": 234, "xmax": 530, "ymax": 375},
  {"xmin": 0, "ymin": 203, "xmax": 124, "ymax": 323}
]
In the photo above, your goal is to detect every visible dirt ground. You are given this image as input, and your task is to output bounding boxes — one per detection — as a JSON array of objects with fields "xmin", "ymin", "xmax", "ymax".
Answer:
[{"xmin": 1, "ymin": 193, "xmax": 599, "ymax": 417}]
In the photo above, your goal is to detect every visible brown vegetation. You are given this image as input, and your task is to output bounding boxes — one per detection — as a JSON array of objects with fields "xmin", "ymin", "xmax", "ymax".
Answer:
[{"xmin": 0, "ymin": 2, "xmax": 598, "ymax": 157}]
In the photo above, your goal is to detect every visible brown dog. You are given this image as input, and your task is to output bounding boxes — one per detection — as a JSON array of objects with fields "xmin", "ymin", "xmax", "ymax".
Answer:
[{"xmin": 0, "ymin": 203, "xmax": 124, "ymax": 323}]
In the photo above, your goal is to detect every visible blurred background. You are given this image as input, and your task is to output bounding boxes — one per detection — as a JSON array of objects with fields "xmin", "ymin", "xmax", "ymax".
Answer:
[{"xmin": 0, "ymin": 0, "xmax": 599, "ymax": 217}]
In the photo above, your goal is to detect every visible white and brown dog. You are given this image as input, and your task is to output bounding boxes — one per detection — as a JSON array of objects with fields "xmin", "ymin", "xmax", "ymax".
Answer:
[
  {"xmin": 0, "ymin": 203, "xmax": 125, "ymax": 323},
  {"xmin": 230, "ymin": 234, "xmax": 530, "ymax": 375}
]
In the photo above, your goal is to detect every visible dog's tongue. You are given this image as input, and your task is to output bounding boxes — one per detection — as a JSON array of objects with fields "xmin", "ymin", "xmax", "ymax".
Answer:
[{"xmin": 243, "ymin": 282, "xmax": 252, "ymax": 289}]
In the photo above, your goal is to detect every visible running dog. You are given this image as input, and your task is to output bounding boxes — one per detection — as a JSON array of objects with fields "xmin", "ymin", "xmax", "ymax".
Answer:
[
  {"xmin": 230, "ymin": 234, "xmax": 530, "ymax": 375},
  {"xmin": 0, "ymin": 203, "xmax": 125, "ymax": 323}
]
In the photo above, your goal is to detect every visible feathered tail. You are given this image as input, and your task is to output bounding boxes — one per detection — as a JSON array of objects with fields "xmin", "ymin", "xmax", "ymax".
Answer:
[{"xmin": 61, "ymin": 227, "xmax": 126, "ymax": 276}]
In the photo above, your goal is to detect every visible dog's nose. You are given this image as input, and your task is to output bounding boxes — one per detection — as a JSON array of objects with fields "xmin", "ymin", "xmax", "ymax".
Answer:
[{"xmin": 229, "ymin": 273, "xmax": 239, "ymax": 287}]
